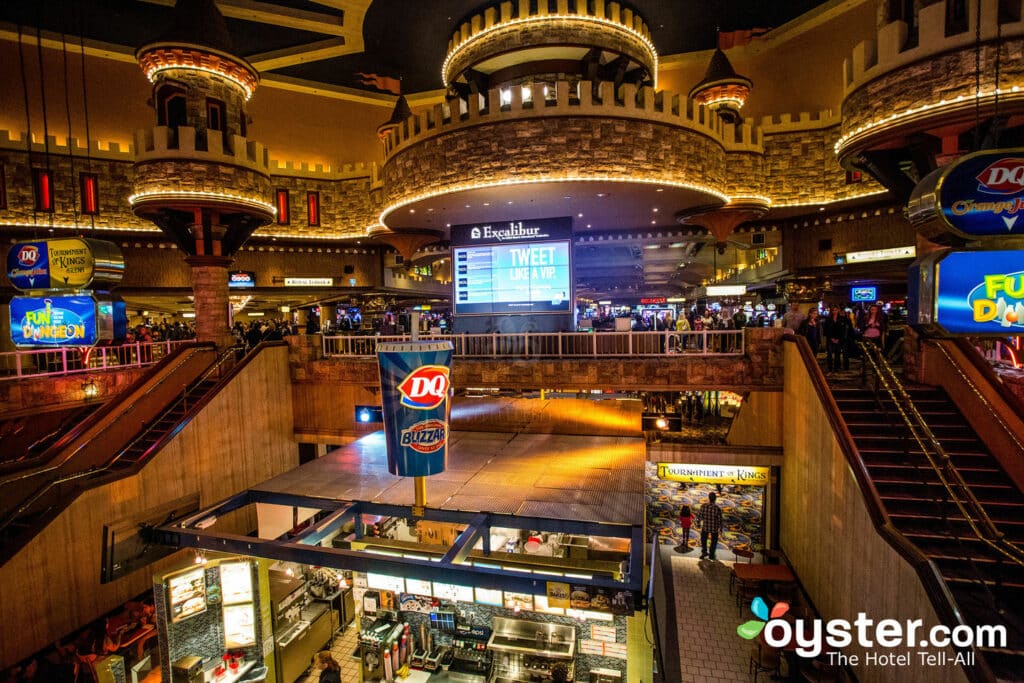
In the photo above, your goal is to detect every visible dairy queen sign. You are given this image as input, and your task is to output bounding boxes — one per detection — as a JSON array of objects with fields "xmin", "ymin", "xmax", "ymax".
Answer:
[{"xmin": 908, "ymin": 149, "xmax": 1024, "ymax": 238}]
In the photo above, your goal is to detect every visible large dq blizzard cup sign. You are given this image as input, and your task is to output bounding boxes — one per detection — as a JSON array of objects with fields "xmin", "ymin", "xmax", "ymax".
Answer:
[
  {"xmin": 10, "ymin": 296, "xmax": 98, "ymax": 346},
  {"xmin": 908, "ymin": 150, "xmax": 1024, "ymax": 238},
  {"xmin": 377, "ymin": 341, "xmax": 453, "ymax": 476}
]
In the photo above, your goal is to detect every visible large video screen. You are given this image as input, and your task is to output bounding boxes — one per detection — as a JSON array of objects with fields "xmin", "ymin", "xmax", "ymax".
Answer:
[{"xmin": 454, "ymin": 240, "xmax": 571, "ymax": 315}]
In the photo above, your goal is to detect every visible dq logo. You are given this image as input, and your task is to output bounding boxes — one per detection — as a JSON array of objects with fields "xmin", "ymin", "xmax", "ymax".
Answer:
[
  {"xmin": 976, "ymin": 158, "xmax": 1024, "ymax": 195},
  {"xmin": 397, "ymin": 365, "xmax": 450, "ymax": 409},
  {"xmin": 17, "ymin": 245, "xmax": 40, "ymax": 267},
  {"xmin": 400, "ymin": 419, "xmax": 447, "ymax": 453}
]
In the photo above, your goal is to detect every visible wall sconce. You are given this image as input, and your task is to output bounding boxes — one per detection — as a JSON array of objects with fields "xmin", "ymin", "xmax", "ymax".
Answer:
[{"xmin": 82, "ymin": 380, "xmax": 99, "ymax": 401}]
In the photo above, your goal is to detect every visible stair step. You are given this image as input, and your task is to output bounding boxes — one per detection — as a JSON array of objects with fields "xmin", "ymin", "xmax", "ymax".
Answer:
[
  {"xmin": 873, "ymin": 480, "xmax": 1022, "ymax": 501},
  {"xmin": 977, "ymin": 648, "xmax": 1024, "ymax": 681},
  {"xmin": 889, "ymin": 513, "xmax": 1024, "ymax": 542},
  {"xmin": 864, "ymin": 463, "xmax": 1007, "ymax": 486}
]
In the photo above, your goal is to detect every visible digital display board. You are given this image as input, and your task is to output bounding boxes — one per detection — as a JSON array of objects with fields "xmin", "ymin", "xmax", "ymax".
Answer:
[
  {"xmin": 851, "ymin": 286, "xmax": 877, "ymax": 302},
  {"xmin": 935, "ymin": 250, "xmax": 1024, "ymax": 335},
  {"xmin": 454, "ymin": 241, "xmax": 571, "ymax": 314},
  {"xmin": 10, "ymin": 296, "xmax": 98, "ymax": 346},
  {"xmin": 228, "ymin": 271, "xmax": 256, "ymax": 289}
]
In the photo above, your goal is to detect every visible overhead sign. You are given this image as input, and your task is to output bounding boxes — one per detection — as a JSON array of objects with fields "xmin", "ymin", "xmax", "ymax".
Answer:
[
  {"xmin": 640, "ymin": 297, "xmax": 667, "ymax": 305},
  {"xmin": 925, "ymin": 250, "xmax": 1024, "ymax": 335},
  {"xmin": 908, "ymin": 149, "xmax": 1024, "ymax": 237},
  {"xmin": 11, "ymin": 296, "xmax": 98, "ymax": 347},
  {"xmin": 705, "ymin": 285, "xmax": 747, "ymax": 296},
  {"xmin": 450, "ymin": 216, "xmax": 572, "ymax": 246},
  {"xmin": 228, "ymin": 271, "xmax": 256, "ymax": 289},
  {"xmin": 284, "ymin": 277, "xmax": 333, "ymax": 287},
  {"xmin": 6, "ymin": 238, "xmax": 124, "ymax": 291},
  {"xmin": 377, "ymin": 342, "xmax": 453, "ymax": 477},
  {"xmin": 454, "ymin": 240, "xmax": 571, "ymax": 315},
  {"xmin": 851, "ymin": 286, "xmax": 877, "ymax": 302},
  {"xmin": 844, "ymin": 246, "xmax": 916, "ymax": 263},
  {"xmin": 657, "ymin": 462, "xmax": 769, "ymax": 486}
]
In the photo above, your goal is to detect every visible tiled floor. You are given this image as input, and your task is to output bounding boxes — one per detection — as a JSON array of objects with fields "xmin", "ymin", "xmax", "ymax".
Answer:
[
  {"xmin": 298, "ymin": 622, "xmax": 361, "ymax": 683},
  {"xmin": 671, "ymin": 550, "xmax": 758, "ymax": 683}
]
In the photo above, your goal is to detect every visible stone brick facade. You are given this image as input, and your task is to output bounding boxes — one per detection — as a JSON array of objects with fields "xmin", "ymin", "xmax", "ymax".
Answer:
[
  {"xmin": 382, "ymin": 115, "xmax": 730, "ymax": 207},
  {"xmin": 841, "ymin": 40, "xmax": 1024, "ymax": 138},
  {"xmin": 269, "ymin": 174, "xmax": 378, "ymax": 237},
  {"xmin": 144, "ymin": 66, "xmax": 250, "ymax": 149}
]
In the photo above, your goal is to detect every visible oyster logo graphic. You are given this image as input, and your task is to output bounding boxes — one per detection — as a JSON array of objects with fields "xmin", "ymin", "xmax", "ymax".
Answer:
[{"xmin": 737, "ymin": 596, "xmax": 790, "ymax": 640}]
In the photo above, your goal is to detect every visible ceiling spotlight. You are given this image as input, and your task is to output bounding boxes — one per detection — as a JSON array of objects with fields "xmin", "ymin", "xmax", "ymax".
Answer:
[
  {"xmin": 409, "ymin": 209, "xmax": 415, "ymax": 213},
  {"xmin": 652, "ymin": 208, "xmax": 659, "ymax": 212},
  {"xmin": 586, "ymin": 224, "xmax": 592, "ymax": 228},
  {"xmin": 507, "ymin": 201, "xmax": 513, "ymax": 205},
  {"xmin": 596, "ymin": 193, "xmax": 606, "ymax": 198},
  {"xmin": 655, "ymin": 417, "xmax": 668, "ymax": 430},
  {"xmin": 656, "ymin": 188, "xmax": 664, "ymax": 192},
  {"xmin": 577, "ymin": 213, "xmax": 583, "ymax": 217}
]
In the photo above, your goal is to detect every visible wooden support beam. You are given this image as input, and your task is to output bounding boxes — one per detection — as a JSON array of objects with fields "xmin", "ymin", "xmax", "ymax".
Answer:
[
  {"xmin": 0, "ymin": 22, "xmax": 136, "ymax": 63},
  {"xmin": 248, "ymin": 37, "xmax": 353, "ymax": 71}
]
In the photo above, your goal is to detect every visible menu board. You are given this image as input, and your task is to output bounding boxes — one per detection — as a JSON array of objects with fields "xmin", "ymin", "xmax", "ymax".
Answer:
[
  {"xmin": 167, "ymin": 567, "xmax": 207, "ymax": 623},
  {"xmin": 219, "ymin": 562, "xmax": 253, "ymax": 605},
  {"xmin": 503, "ymin": 592, "xmax": 534, "ymax": 611},
  {"xmin": 474, "ymin": 587, "xmax": 502, "ymax": 606},
  {"xmin": 433, "ymin": 582, "xmax": 473, "ymax": 603},
  {"xmin": 454, "ymin": 241, "xmax": 571, "ymax": 315},
  {"xmin": 367, "ymin": 573, "xmax": 406, "ymax": 594},
  {"xmin": 223, "ymin": 603, "xmax": 256, "ymax": 648}
]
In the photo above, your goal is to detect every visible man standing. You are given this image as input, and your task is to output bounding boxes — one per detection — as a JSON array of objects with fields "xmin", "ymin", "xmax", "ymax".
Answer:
[
  {"xmin": 782, "ymin": 303, "xmax": 805, "ymax": 334},
  {"xmin": 697, "ymin": 492, "xmax": 724, "ymax": 560}
]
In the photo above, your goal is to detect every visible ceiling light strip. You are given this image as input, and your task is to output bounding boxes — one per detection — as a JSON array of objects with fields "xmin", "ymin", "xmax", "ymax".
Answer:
[
  {"xmin": 129, "ymin": 189, "xmax": 276, "ymax": 215},
  {"xmin": 378, "ymin": 176, "xmax": 729, "ymax": 226},
  {"xmin": 442, "ymin": 14, "xmax": 658, "ymax": 89}
]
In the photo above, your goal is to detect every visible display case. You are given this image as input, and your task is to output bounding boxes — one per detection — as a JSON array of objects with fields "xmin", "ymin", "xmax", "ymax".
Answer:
[{"xmin": 166, "ymin": 567, "xmax": 206, "ymax": 624}]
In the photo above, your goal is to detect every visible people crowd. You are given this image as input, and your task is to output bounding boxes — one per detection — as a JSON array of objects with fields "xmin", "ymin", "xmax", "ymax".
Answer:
[{"xmin": 790, "ymin": 301, "xmax": 896, "ymax": 373}]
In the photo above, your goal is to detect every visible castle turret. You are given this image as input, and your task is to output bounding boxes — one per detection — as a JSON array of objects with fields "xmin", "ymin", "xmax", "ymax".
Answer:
[{"xmin": 130, "ymin": 0, "xmax": 273, "ymax": 347}]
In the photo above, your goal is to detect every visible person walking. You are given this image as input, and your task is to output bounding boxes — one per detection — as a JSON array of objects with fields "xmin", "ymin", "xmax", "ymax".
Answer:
[
  {"xmin": 678, "ymin": 504, "xmax": 693, "ymax": 551},
  {"xmin": 315, "ymin": 651, "xmax": 342, "ymax": 683},
  {"xmin": 697, "ymin": 492, "xmax": 724, "ymax": 560}
]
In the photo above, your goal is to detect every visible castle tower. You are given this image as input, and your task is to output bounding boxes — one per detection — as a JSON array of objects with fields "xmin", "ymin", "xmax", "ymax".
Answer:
[{"xmin": 130, "ymin": 0, "xmax": 274, "ymax": 347}]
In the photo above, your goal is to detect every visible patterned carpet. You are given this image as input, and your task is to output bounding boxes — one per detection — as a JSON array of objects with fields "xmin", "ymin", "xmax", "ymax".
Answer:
[{"xmin": 645, "ymin": 462, "xmax": 764, "ymax": 556}]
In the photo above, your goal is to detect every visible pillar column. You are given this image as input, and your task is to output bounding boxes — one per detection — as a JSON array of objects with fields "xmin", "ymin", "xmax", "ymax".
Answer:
[
  {"xmin": 186, "ymin": 255, "xmax": 235, "ymax": 348},
  {"xmin": 296, "ymin": 308, "xmax": 309, "ymax": 332},
  {"xmin": 321, "ymin": 304, "xmax": 338, "ymax": 333}
]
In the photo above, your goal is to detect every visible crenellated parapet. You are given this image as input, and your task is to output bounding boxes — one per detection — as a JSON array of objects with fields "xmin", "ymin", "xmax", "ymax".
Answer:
[
  {"xmin": 269, "ymin": 159, "xmax": 381, "ymax": 185},
  {"xmin": 443, "ymin": 0, "xmax": 655, "ymax": 87},
  {"xmin": 0, "ymin": 129, "xmax": 134, "ymax": 160},
  {"xmin": 382, "ymin": 80, "xmax": 762, "ymax": 160},
  {"xmin": 133, "ymin": 125, "xmax": 269, "ymax": 175},
  {"xmin": 837, "ymin": 0, "xmax": 1024, "ymax": 160}
]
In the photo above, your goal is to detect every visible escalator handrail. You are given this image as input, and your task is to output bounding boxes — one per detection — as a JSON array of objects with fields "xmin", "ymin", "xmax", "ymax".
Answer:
[
  {"xmin": 781, "ymin": 336, "xmax": 994, "ymax": 681},
  {"xmin": 940, "ymin": 339, "xmax": 1024, "ymax": 459},
  {"xmin": 859, "ymin": 341, "xmax": 1024, "ymax": 570},
  {"xmin": 0, "ymin": 342, "xmax": 286, "ymax": 539},
  {"xmin": 0, "ymin": 342, "xmax": 216, "ymax": 489}
]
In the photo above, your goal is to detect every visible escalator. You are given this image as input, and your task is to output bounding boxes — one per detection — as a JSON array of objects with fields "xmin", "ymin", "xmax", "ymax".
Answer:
[
  {"xmin": 0, "ymin": 403, "xmax": 104, "ymax": 471},
  {"xmin": 833, "ymin": 343, "xmax": 1024, "ymax": 681},
  {"xmin": 0, "ymin": 342, "xmax": 244, "ymax": 567}
]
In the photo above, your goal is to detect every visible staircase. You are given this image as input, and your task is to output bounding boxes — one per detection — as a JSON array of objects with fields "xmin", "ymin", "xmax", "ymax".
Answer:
[
  {"xmin": 834, "ymin": 384, "xmax": 1024, "ymax": 680},
  {"xmin": 0, "ymin": 346, "xmax": 237, "ymax": 566}
]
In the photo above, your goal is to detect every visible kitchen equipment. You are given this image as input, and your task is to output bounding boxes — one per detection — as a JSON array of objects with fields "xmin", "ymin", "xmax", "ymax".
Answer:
[{"xmin": 170, "ymin": 655, "xmax": 203, "ymax": 683}]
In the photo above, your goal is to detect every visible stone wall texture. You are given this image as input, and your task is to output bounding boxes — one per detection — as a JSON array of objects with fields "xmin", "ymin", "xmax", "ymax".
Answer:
[
  {"xmin": 841, "ymin": 40, "xmax": 1024, "ymax": 137},
  {"xmin": 382, "ymin": 116, "xmax": 729, "ymax": 206}
]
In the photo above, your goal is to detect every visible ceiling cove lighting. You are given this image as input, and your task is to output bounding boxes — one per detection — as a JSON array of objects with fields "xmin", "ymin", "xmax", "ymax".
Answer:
[
  {"xmin": 379, "ymin": 176, "xmax": 730, "ymax": 226},
  {"xmin": 442, "ymin": 14, "xmax": 658, "ymax": 89},
  {"xmin": 129, "ymin": 190, "xmax": 276, "ymax": 216},
  {"xmin": 770, "ymin": 188, "xmax": 888, "ymax": 208},
  {"xmin": 834, "ymin": 85, "xmax": 1023, "ymax": 155}
]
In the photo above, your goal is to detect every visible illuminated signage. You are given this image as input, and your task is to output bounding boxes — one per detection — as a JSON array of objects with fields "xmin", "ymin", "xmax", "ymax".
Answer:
[
  {"xmin": 844, "ymin": 246, "xmax": 916, "ymax": 263},
  {"xmin": 851, "ymin": 286, "xmax": 877, "ymax": 302},
  {"xmin": 451, "ymin": 217, "xmax": 572, "ymax": 246},
  {"xmin": 454, "ymin": 241, "xmax": 571, "ymax": 315},
  {"xmin": 284, "ymin": 277, "xmax": 333, "ymax": 287},
  {"xmin": 228, "ymin": 271, "xmax": 256, "ymax": 289},
  {"xmin": 705, "ymin": 285, "xmax": 747, "ymax": 296},
  {"xmin": 10, "ymin": 296, "xmax": 98, "ymax": 347},
  {"xmin": 640, "ymin": 297, "xmax": 667, "ymax": 305},
  {"xmin": 657, "ymin": 462, "xmax": 770, "ymax": 486},
  {"xmin": 6, "ymin": 238, "xmax": 124, "ymax": 291},
  {"xmin": 931, "ymin": 250, "xmax": 1024, "ymax": 335},
  {"xmin": 908, "ymin": 149, "xmax": 1024, "ymax": 237}
]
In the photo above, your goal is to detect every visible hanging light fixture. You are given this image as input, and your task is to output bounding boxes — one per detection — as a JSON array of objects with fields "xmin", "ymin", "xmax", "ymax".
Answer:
[{"xmin": 689, "ymin": 48, "xmax": 752, "ymax": 124}]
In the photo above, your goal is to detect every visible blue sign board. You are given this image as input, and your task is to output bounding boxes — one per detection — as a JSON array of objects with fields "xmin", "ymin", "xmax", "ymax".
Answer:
[
  {"xmin": 851, "ymin": 286, "xmax": 877, "ymax": 302},
  {"xmin": 935, "ymin": 250, "xmax": 1024, "ymax": 335},
  {"xmin": 908, "ymin": 150, "xmax": 1024, "ymax": 238},
  {"xmin": 377, "ymin": 341, "xmax": 453, "ymax": 477},
  {"xmin": 228, "ymin": 271, "xmax": 256, "ymax": 289},
  {"xmin": 10, "ymin": 296, "xmax": 98, "ymax": 346}
]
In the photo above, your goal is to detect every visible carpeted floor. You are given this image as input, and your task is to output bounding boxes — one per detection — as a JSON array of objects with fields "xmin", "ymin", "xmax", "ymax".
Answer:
[{"xmin": 645, "ymin": 462, "xmax": 763, "ymax": 556}]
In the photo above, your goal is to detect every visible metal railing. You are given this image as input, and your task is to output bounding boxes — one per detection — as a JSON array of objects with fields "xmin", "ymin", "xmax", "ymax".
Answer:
[
  {"xmin": 0, "ymin": 340, "xmax": 192, "ymax": 381},
  {"xmin": 323, "ymin": 329, "xmax": 745, "ymax": 358}
]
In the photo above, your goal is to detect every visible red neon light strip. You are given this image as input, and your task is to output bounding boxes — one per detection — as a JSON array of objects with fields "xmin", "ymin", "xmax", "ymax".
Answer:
[
  {"xmin": 307, "ymin": 192, "xmax": 319, "ymax": 226},
  {"xmin": 277, "ymin": 189, "xmax": 289, "ymax": 224}
]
